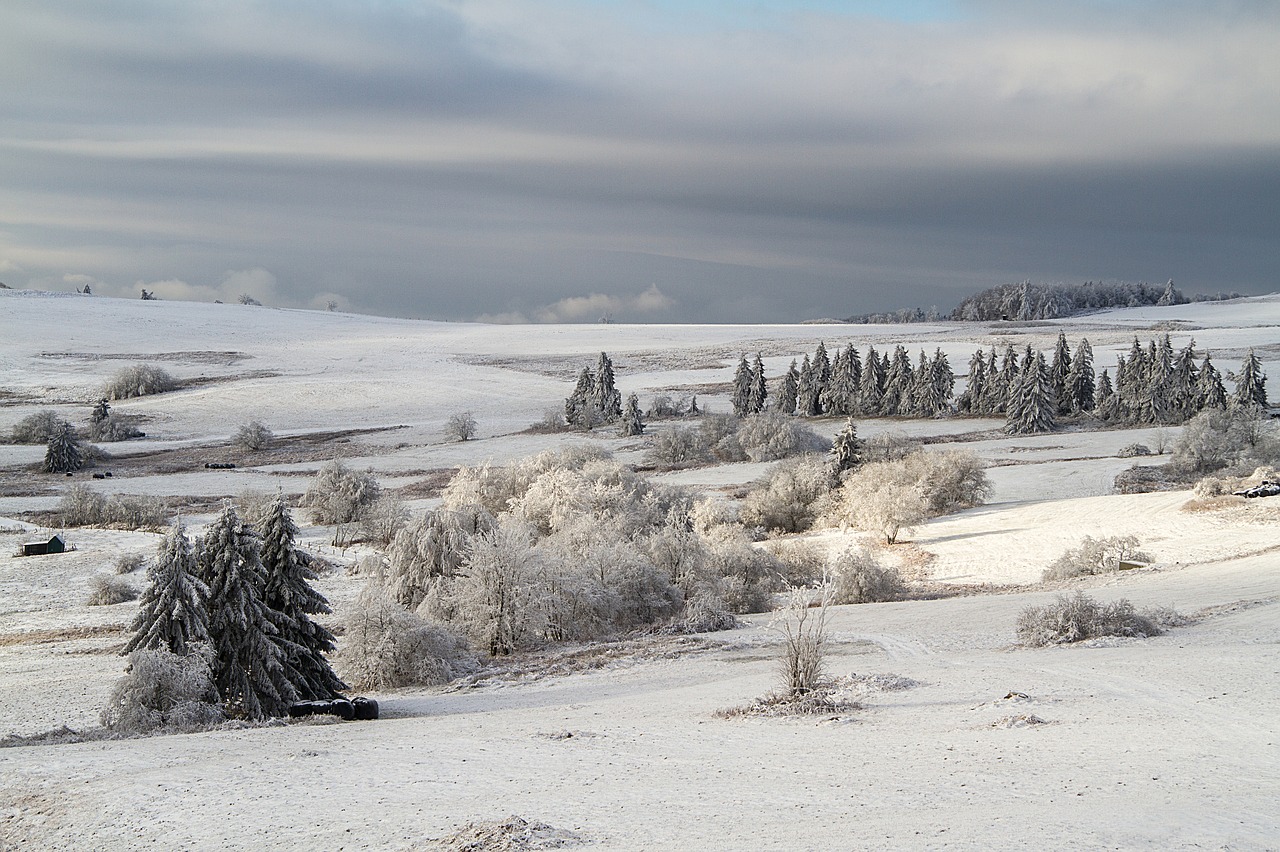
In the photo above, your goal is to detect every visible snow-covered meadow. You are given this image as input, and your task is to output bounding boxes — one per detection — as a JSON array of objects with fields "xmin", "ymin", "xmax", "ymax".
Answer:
[{"xmin": 1, "ymin": 289, "xmax": 1278, "ymax": 849}]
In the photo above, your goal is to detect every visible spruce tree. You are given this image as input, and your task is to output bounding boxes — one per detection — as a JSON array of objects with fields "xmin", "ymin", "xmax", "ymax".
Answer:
[
  {"xmin": 978, "ymin": 348, "xmax": 1004, "ymax": 414},
  {"xmin": 880, "ymin": 346, "xmax": 913, "ymax": 415},
  {"xmin": 773, "ymin": 359, "xmax": 799, "ymax": 414},
  {"xmin": 1234, "ymin": 350, "xmax": 1268, "ymax": 409},
  {"xmin": 91, "ymin": 399, "xmax": 110, "ymax": 424},
  {"xmin": 796, "ymin": 354, "xmax": 820, "ymax": 416},
  {"xmin": 748, "ymin": 353, "xmax": 768, "ymax": 414},
  {"xmin": 43, "ymin": 421, "xmax": 84, "ymax": 473},
  {"xmin": 731, "ymin": 355, "xmax": 753, "ymax": 417},
  {"xmin": 261, "ymin": 497, "xmax": 346, "ymax": 701},
  {"xmin": 811, "ymin": 341, "xmax": 831, "ymax": 408},
  {"xmin": 821, "ymin": 346, "xmax": 857, "ymax": 415},
  {"xmin": 857, "ymin": 346, "xmax": 883, "ymax": 414},
  {"xmin": 1050, "ymin": 332, "xmax": 1072, "ymax": 414},
  {"xmin": 959, "ymin": 350, "xmax": 986, "ymax": 413},
  {"xmin": 928, "ymin": 348, "xmax": 954, "ymax": 415},
  {"xmin": 1095, "ymin": 369, "xmax": 1119, "ymax": 420},
  {"xmin": 564, "ymin": 367, "xmax": 597, "ymax": 430},
  {"xmin": 997, "ymin": 345, "xmax": 1020, "ymax": 414},
  {"xmin": 593, "ymin": 353, "xmax": 622, "ymax": 422},
  {"xmin": 123, "ymin": 520, "xmax": 210, "ymax": 657},
  {"xmin": 1196, "ymin": 354, "xmax": 1227, "ymax": 410},
  {"xmin": 1145, "ymin": 334, "xmax": 1175, "ymax": 423},
  {"xmin": 1171, "ymin": 340, "xmax": 1199, "ymax": 421},
  {"xmin": 1065, "ymin": 338, "xmax": 1095, "ymax": 413},
  {"xmin": 829, "ymin": 418, "xmax": 863, "ymax": 476},
  {"xmin": 200, "ymin": 503, "xmax": 296, "ymax": 719},
  {"xmin": 619, "ymin": 393, "xmax": 645, "ymax": 436},
  {"xmin": 1005, "ymin": 350, "xmax": 1056, "ymax": 435}
]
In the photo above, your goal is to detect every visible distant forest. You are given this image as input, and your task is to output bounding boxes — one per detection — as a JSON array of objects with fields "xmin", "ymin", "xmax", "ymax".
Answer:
[{"xmin": 846, "ymin": 280, "xmax": 1245, "ymax": 324}]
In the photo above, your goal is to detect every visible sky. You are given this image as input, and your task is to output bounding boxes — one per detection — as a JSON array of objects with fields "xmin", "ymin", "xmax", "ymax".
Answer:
[{"xmin": 1, "ymin": 0, "xmax": 1277, "ymax": 323}]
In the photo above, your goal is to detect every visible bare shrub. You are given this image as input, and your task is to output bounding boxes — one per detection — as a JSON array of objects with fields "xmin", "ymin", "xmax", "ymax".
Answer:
[
  {"xmin": 702, "ymin": 526, "xmax": 780, "ymax": 613},
  {"xmin": 1016, "ymin": 592, "xmax": 1166, "ymax": 646},
  {"xmin": 775, "ymin": 583, "xmax": 832, "ymax": 698},
  {"xmin": 235, "ymin": 489, "xmax": 275, "ymax": 529},
  {"xmin": 900, "ymin": 449, "xmax": 991, "ymax": 516},
  {"xmin": 532, "ymin": 408, "xmax": 567, "ymax": 432},
  {"xmin": 106, "ymin": 494, "xmax": 166, "ymax": 529},
  {"xmin": 86, "ymin": 574, "xmax": 139, "ymax": 605},
  {"xmin": 830, "ymin": 547, "xmax": 905, "ymax": 604},
  {"xmin": 861, "ymin": 431, "xmax": 919, "ymax": 463},
  {"xmin": 1042, "ymin": 535, "xmax": 1152, "ymax": 581},
  {"xmin": 444, "ymin": 411, "xmax": 478, "ymax": 442},
  {"xmin": 233, "ymin": 419, "xmax": 274, "ymax": 451},
  {"xmin": 100, "ymin": 646, "xmax": 224, "ymax": 735},
  {"xmin": 339, "ymin": 584, "xmax": 477, "ymax": 689},
  {"xmin": 103, "ymin": 364, "xmax": 177, "ymax": 400},
  {"xmin": 114, "ymin": 552, "xmax": 146, "ymax": 574},
  {"xmin": 764, "ymin": 540, "xmax": 826, "ymax": 587},
  {"xmin": 662, "ymin": 589, "xmax": 739, "ymax": 634},
  {"xmin": 9, "ymin": 410, "xmax": 65, "ymax": 444}
]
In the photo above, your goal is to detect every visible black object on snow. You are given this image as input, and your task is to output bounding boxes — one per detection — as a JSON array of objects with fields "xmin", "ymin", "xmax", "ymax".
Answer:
[
  {"xmin": 288, "ymin": 696, "xmax": 379, "ymax": 721},
  {"xmin": 1233, "ymin": 481, "xmax": 1280, "ymax": 499}
]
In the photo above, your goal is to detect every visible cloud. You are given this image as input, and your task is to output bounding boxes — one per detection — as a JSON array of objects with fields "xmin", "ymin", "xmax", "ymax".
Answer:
[{"xmin": 530, "ymin": 285, "xmax": 677, "ymax": 323}]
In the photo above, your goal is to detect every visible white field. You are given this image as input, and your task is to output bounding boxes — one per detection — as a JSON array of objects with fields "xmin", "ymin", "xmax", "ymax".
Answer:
[{"xmin": 1, "ymin": 289, "xmax": 1278, "ymax": 850}]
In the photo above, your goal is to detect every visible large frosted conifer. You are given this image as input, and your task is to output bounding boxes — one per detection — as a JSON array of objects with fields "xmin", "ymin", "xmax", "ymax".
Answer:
[
  {"xmin": 796, "ymin": 354, "xmax": 820, "ymax": 416},
  {"xmin": 821, "ymin": 346, "xmax": 857, "ymax": 415},
  {"xmin": 959, "ymin": 350, "xmax": 986, "ymax": 413},
  {"xmin": 880, "ymin": 346, "xmax": 913, "ymax": 415},
  {"xmin": 200, "ymin": 503, "xmax": 296, "ymax": 719},
  {"xmin": 1065, "ymin": 338, "xmax": 1095, "ymax": 413},
  {"xmin": 773, "ymin": 360, "xmax": 799, "ymax": 414},
  {"xmin": 748, "ymin": 354, "xmax": 768, "ymax": 414},
  {"xmin": 731, "ymin": 356, "xmax": 753, "ymax": 416},
  {"xmin": 1145, "ymin": 334, "xmax": 1175, "ymax": 423},
  {"xmin": 619, "ymin": 393, "xmax": 645, "ymax": 437},
  {"xmin": 1005, "ymin": 350, "xmax": 1056, "ymax": 435},
  {"xmin": 261, "ymin": 497, "xmax": 345, "ymax": 700},
  {"xmin": 44, "ymin": 422, "xmax": 83, "ymax": 473},
  {"xmin": 829, "ymin": 418, "xmax": 863, "ymax": 476},
  {"xmin": 1234, "ymin": 350, "xmax": 1268, "ymax": 409},
  {"xmin": 857, "ymin": 347, "xmax": 884, "ymax": 414},
  {"xmin": 594, "ymin": 353, "xmax": 622, "ymax": 422},
  {"xmin": 124, "ymin": 520, "xmax": 209, "ymax": 657},
  {"xmin": 1050, "ymin": 332, "xmax": 1072, "ymax": 414},
  {"xmin": 1196, "ymin": 354, "xmax": 1227, "ymax": 410},
  {"xmin": 565, "ymin": 367, "xmax": 597, "ymax": 429}
]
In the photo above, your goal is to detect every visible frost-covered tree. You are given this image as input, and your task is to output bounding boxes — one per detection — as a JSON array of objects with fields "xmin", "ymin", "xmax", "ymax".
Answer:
[
  {"xmin": 977, "ymin": 348, "xmax": 1004, "ymax": 414},
  {"xmin": 384, "ymin": 507, "xmax": 492, "ymax": 609},
  {"xmin": 880, "ymin": 346, "xmax": 913, "ymax": 416},
  {"xmin": 1095, "ymin": 369, "xmax": 1119, "ymax": 420},
  {"xmin": 260, "ymin": 497, "xmax": 346, "ymax": 700},
  {"xmin": 1048, "ymin": 333, "xmax": 1071, "ymax": 414},
  {"xmin": 123, "ymin": 520, "xmax": 210, "ymax": 658},
  {"xmin": 748, "ymin": 353, "xmax": 768, "ymax": 414},
  {"xmin": 773, "ymin": 360, "xmax": 799, "ymax": 414},
  {"xmin": 796, "ymin": 354, "xmax": 820, "ymax": 416},
  {"xmin": 448, "ymin": 518, "xmax": 544, "ymax": 656},
  {"xmin": 619, "ymin": 392, "xmax": 645, "ymax": 436},
  {"xmin": 1171, "ymin": 340, "xmax": 1199, "ymax": 421},
  {"xmin": 444, "ymin": 410, "xmax": 478, "ymax": 442},
  {"xmin": 834, "ymin": 460, "xmax": 928, "ymax": 544},
  {"xmin": 1234, "ymin": 349, "xmax": 1268, "ymax": 409},
  {"xmin": 812, "ymin": 342, "xmax": 831, "ymax": 402},
  {"xmin": 914, "ymin": 348, "xmax": 953, "ymax": 416},
  {"xmin": 564, "ymin": 366, "xmax": 597, "ymax": 429},
  {"xmin": 829, "ymin": 418, "xmax": 863, "ymax": 476},
  {"xmin": 731, "ymin": 355, "xmax": 753, "ymax": 416},
  {"xmin": 1196, "ymin": 354, "xmax": 1228, "ymax": 410},
  {"xmin": 1144, "ymin": 334, "xmax": 1176, "ymax": 423},
  {"xmin": 822, "ymin": 344, "xmax": 860, "ymax": 415},
  {"xmin": 856, "ymin": 346, "xmax": 884, "ymax": 414},
  {"xmin": 1065, "ymin": 338, "xmax": 1095, "ymax": 413},
  {"xmin": 303, "ymin": 460, "xmax": 382, "ymax": 546},
  {"xmin": 234, "ymin": 419, "xmax": 274, "ymax": 451},
  {"xmin": 199, "ymin": 503, "xmax": 296, "ymax": 719},
  {"xmin": 958, "ymin": 350, "xmax": 986, "ymax": 413},
  {"xmin": 593, "ymin": 352, "xmax": 623, "ymax": 422},
  {"xmin": 43, "ymin": 421, "xmax": 84, "ymax": 473},
  {"xmin": 1005, "ymin": 350, "xmax": 1056, "ymax": 434},
  {"xmin": 91, "ymin": 399, "xmax": 110, "ymax": 424}
]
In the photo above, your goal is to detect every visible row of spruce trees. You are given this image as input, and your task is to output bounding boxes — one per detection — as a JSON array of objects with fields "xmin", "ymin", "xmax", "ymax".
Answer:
[{"xmin": 125, "ymin": 497, "xmax": 344, "ymax": 720}]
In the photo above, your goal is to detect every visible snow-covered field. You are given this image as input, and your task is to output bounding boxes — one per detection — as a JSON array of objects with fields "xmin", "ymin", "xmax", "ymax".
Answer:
[{"xmin": 1, "ymin": 289, "xmax": 1278, "ymax": 849}]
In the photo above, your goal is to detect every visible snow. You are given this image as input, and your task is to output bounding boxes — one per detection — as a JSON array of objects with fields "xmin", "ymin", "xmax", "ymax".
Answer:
[{"xmin": 1, "ymin": 290, "xmax": 1279, "ymax": 849}]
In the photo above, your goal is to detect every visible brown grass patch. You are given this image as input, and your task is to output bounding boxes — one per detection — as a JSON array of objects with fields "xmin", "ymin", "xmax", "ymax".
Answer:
[{"xmin": 0, "ymin": 624, "xmax": 128, "ymax": 648}]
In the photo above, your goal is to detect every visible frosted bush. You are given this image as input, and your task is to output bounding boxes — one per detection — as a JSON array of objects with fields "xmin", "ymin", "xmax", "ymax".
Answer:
[
  {"xmin": 114, "ymin": 552, "xmax": 146, "ymax": 574},
  {"xmin": 735, "ymin": 412, "xmax": 830, "ymax": 462},
  {"xmin": 9, "ymin": 410, "xmax": 66, "ymax": 444},
  {"xmin": 86, "ymin": 574, "xmax": 139, "ymax": 605},
  {"xmin": 102, "ymin": 364, "xmax": 177, "ymax": 400},
  {"xmin": 61, "ymin": 483, "xmax": 108, "ymax": 526},
  {"xmin": 740, "ymin": 455, "xmax": 834, "ymax": 534},
  {"xmin": 444, "ymin": 410, "xmax": 478, "ymax": 442},
  {"xmin": 1017, "ymin": 592, "xmax": 1165, "ymax": 646},
  {"xmin": 647, "ymin": 426, "xmax": 709, "ymax": 467},
  {"xmin": 830, "ymin": 547, "xmax": 905, "ymax": 604},
  {"xmin": 384, "ymin": 507, "xmax": 490, "ymax": 609},
  {"xmin": 233, "ymin": 419, "xmax": 274, "ymax": 451},
  {"xmin": 1042, "ymin": 535, "xmax": 1152, "ymax": 581},
  {"xmin": 1174, "ymin": 408, "xmax": 1280, "ymax": 473},
  {"xmin": 702, "ymin": 526, "xmax": 780, "ymax": 613},
  {"xmin": 361, "ymin": 495, "xmax": 411, "ymax": 548},
  {"xmin": 106, "ymin": 494, "xmax": 166, "ymax": 529},
  {"xmin": 861, "ymin": 431, "xmax": 919, "ymax": 463},
  {"xmin": 101, "ymin": 646, "xmax": 224, "ymax": 735},
  {"xmin": 89, "ymin": 413, "xmax": 144, "ymax": 442},
  {"xmin": 339, "ymin": 584, "xmax": 476, "ymax": 689}
]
